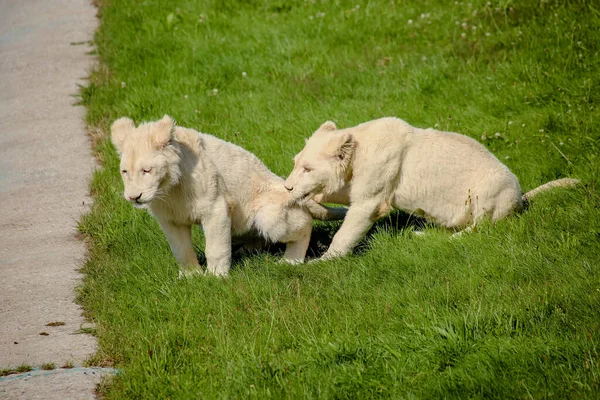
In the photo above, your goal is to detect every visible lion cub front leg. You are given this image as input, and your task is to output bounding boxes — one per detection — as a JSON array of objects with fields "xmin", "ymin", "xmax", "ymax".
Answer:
[
  {"xmin": 201, "ymin": 198, "xmax": 232, "ymax": 277},
  {"xmin": 321, "ymin": 199, "xmax": 381, "ymax": 260},
  {"xmin": 157, "ymin": 219, "xmax": 203, "ymax": 277}
]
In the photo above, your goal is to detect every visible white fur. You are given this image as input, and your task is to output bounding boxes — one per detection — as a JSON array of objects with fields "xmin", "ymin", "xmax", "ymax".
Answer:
[
  {"xmin": 111, "ymin": 115, "xmax": 345, "ymax": 277},
  {"xmin": 284, "ymin": 117, "xmax": 579, "ymax": 260}
]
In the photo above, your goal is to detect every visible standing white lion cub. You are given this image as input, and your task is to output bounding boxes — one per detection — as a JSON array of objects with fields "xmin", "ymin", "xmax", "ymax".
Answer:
[
  {"xmin": 111, "ymin": 115, "xmax": 345, "ymax": 277},
  {"xmin": 284, "ymin": 117, "xmax": 579, "ymax": 260}
]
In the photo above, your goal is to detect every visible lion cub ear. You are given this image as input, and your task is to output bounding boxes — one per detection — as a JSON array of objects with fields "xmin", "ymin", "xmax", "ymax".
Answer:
[
  {"xmin": 151, "ymin": 115, "xmax": 176, "ymax": 149},
  {"xmin": 317, "ymin": 121, "xmax": 337, "ymax": 133},
  {"xmin": 327, "ymin": 132, "xmax": 356, "ymax": 163},
  {"xmin": 110, "ymin": 117, "xmax": 135, "ymax": 153}
]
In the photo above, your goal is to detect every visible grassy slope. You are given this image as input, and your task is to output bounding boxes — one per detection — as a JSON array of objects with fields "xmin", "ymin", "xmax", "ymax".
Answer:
[{"xmin": 80, "ymin": 0, "xmax": 600, "ymax": 398}]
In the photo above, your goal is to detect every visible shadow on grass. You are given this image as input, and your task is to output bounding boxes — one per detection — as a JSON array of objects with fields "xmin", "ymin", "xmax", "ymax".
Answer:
[{"xmin": 203, "ymin": 210, "xmax": 429, "ymax": 271}]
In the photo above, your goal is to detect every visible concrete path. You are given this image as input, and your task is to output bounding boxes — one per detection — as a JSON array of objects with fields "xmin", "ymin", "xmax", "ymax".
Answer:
[{"xmin": 0, "ymin": 0, "xmax": 107, "ymax": 398}]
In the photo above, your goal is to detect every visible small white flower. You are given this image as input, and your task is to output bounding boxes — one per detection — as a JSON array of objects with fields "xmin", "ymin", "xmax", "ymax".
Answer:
[
  {"xmin": 472, "ymin": 25, "xmax": 477, "ymax": 30},
  {"xmin": 434, "ymin": 123, "xmax": 439, "ymax": 127},
  {"xmin": 485, "ymin": 32, "xmax": 491, "ymax": 36},
  {"xmin": 408, "ymin": 19, "xmax": 413, "ymax": 24},
  {"xmin": 481, "ymin": 134, "xmax": 487, "ymax": 141},
  {"xmin": 212, "ymin": 88, "xmax": 218, "ymax": 95},
  {"xmin": 421, "ymin": 13, "xmax": 425, "ymax": 18},
  {"xmin": 309, "ymin": 15, "xmax": 314, "ymax": 20},
  {"xmin": 184, "ymin": 95, "xmax": 188, "ymax": 100},
  {"xmin": 195, "ymin": 109, "xmax": 200, "ymax": 113},
  {"xmin": 559, "ymin": 142, "xmax": 564, "ymax": 146},
  {"xmin": 522, "ymin": 123, "xmax": 525, "ymax": 127},
  {"xmin": 421, "ymin": 56, "xmax": 427, "ymax": 61},
  {"xmin": 461, "ymin": 32, "xmax": 466, "ymax": 38},
  {"xmin": 455, "ymin": 21, "xmax": 460, "ymax": 25},
  {"xmin": 120, "ymin": 81, "xmax": 126, "ymax": 88},
  {"xmin": 505, "ymin": 156, "xmax": 510, "ymax": 159},
  {"xmin": 508, "ymin": 121, "xmax": 513, "ymax": 125},
  {"xmin": 242, "ymin": 71, "xmax": 247, "ymax": 78},
  {"xmin": 539, "ymin": 129, "xmax": 544, "ymax": 133},
  {"xmin": 495, "ymin": 132, "xmax": 501, "ymax": 138},
  {"xmin": 462, "ymin": 22, "xmax": 467, "ymax": 27}
]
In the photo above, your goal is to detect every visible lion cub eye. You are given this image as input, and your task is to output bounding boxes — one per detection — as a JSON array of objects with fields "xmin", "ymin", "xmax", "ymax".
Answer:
[
  {"xmin": 121, "ymin": 170, "xmax": 128, "ymax": 175},
  {"xmin": 142, "ymin": 168, "xmax": 152, "ymax": 174},
  {"xmin": 303, "ymin": 166, "xmax": 312, "ymax": 173}
]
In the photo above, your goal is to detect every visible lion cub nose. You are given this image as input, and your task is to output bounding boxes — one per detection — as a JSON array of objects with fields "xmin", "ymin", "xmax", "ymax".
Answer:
[
  {"xmin": 129, "ymin": 193, "xmax": 142, "ymax": 202},
  {"xmin": 284, "ymin": 185, "xmax": 293, "ymax": 192}
]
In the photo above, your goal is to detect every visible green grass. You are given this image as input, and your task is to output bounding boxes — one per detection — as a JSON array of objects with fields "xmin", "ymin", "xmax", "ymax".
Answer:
[
  {"xmin": 1, "ymin": 364, "xmax": 33, "ymax": 376},
  {"xmin": 79, "ymin": 0, "xmax": 600, "ymax": 398},
  {"xmin": 41, "ymin": 362, "xmax": 56, "ymax": 371}
]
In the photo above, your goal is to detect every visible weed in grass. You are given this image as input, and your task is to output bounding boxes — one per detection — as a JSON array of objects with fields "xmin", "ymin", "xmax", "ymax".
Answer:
[
  {"xmin": 61, "ymin": 361, "xmax": 75, "ymax": 369},
  {"xmin": 15, "ymin": 364, "xmax": 32, "ymax": 373},
  {"xmin": 41, "ymin": 362, "xmax": 56, "ymax": 371},
  {"xmin": 75, "ymin": 327, "xmax": 97, "ymax": 336},
  {"xmin": 79, "ymin": 0, "xmax": 600, "ymax": 398},
  {"xmin": 0, "ymin": 365, "xmax": 32, "ymax": 377}
]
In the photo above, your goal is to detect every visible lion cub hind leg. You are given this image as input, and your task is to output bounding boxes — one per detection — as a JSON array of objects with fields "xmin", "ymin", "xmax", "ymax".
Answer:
[
  {"xmin": 253, "ymin": 201, "xmax": 313, "ymax": 263},
  {"xmin": 281, "ymin": 221, "xmax": 312, "ymax": 264}
]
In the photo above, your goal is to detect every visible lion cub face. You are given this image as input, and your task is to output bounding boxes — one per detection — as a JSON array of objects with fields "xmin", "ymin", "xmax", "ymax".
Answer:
[
  {"xmin": 284, "ymin": 121, "xmax": 355, "ymax": 201},
  {"xmin": 111, "ymin": 115, "xmax": 181, "ymax": 208}
]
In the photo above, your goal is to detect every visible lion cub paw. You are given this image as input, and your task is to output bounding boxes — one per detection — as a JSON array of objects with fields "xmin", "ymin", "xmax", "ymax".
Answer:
[
  {"xmin": 178, "ymin": 267, "xmax": 205, "ymax": 279},
  {"xmin": 278, "ymin": 258, "xmax": 304, "ymax": 265}
]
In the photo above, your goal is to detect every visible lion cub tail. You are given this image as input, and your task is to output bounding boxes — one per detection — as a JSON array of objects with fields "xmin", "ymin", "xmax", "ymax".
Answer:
[
  {"xmin": 304, "ymin": 200, "xmax": 347, "ymax": 221},
  {"xmin": 522, "ymin": 178, "xmax": 580, "ymax": 201}
]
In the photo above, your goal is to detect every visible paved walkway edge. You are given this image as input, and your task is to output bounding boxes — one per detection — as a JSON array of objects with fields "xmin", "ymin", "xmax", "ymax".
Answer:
[{"xmin": 0, "ymin": 0, "xmax": 103, "ymax": 398}]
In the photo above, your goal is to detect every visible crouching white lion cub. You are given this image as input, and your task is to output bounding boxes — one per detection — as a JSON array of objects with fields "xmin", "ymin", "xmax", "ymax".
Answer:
[
  {"xmin": 111, "ymin": 115, "xmax": 346, "ymax": 277},
  {"xmin": 284, "ymin": 117, "xmax": 579, "ymax": 260}
]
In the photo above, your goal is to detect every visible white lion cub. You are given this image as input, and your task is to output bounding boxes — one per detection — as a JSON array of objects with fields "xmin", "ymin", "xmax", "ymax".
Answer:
[
  {"xmin": 111, "ymin": 115, "xmax": 345, "ymax": 277},
  {"xmin": 284, "ymin": 117, "xmax": 579, "ymax": 260}
]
